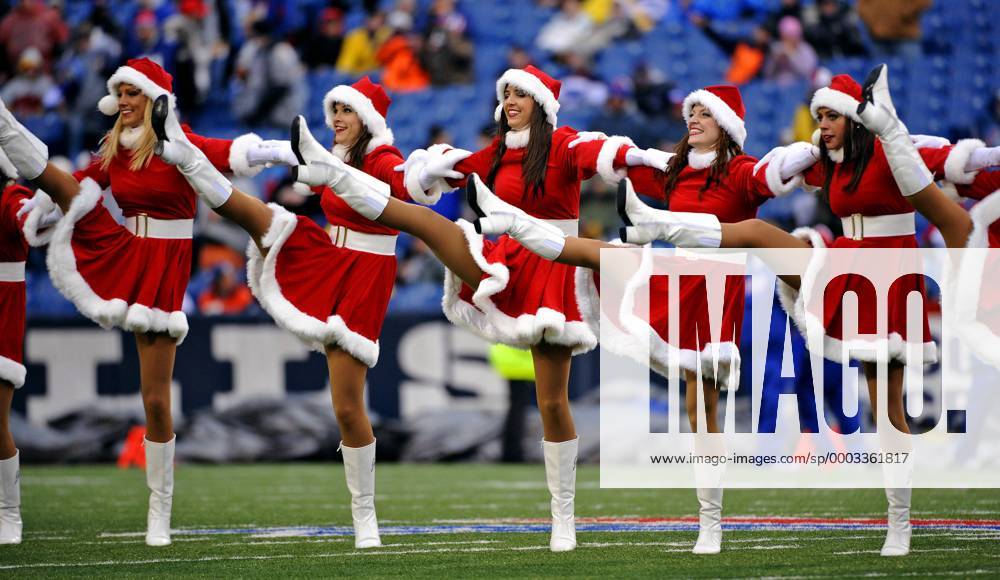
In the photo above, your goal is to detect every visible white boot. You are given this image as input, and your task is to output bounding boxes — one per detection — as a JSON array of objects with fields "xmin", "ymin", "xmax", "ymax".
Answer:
[
  {"xmin": 0, "ymin": 451, "xmax": 22, "ymax": 545},
  {"xmin": 144, "ymin": 436, "xmax": 175, "ymax": 547},
  {"xmin": 467, "ymin": 173, "xmax": 566, "ymax": 260},
  {"xmin": 543, "ymin": 438, "xmax": 578, "ymax": 552},
  {"xmin": 693, "ymin": 487, "xmax": 723, "ymax": 554},
  {"xmin": 151, "ymin": 95, "xmax": 233, "ymax": 208},
  {"xmin": 341, "ymin": 440, "xmax": 381, "ymax": 549},
  {"xmin": 881, "ymin": 487, "xmax": 912, "ymax": 556},
  {"xmin": 616, "ymin": 178, "xmax": 722, "ymax": 247},
  {"xmin": 856, "ymin": 65, "xmax": 933, "ymax": 197},
  {"xmin": 0, "ymin": 97, "xmax": 48, "ymax": 180},
  {"xmin": 289, "ymin": 116, "xmax": 391, "ymax": 221}
]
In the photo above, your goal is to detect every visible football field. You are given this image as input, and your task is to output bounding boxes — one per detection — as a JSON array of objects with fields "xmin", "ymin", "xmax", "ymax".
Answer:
[{"xmin": 3, "ymin": 464, "xmax": 999, "ymax": 577}]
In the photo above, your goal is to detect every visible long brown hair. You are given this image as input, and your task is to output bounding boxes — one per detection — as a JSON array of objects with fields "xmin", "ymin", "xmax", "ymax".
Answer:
[
  {"xmin": 661, "ymin": 131, "xmax": 743, "ymax": 205},
  {"xmin": 486, "ymin": 103, "xmax": 553, "ymax": 198},
  {"xmin": 345, "ymin": 128, "xmax": 373, "ymax": 169},
  {"xmin": 97, "ymin": 99, "xmax": 156, "ymax": 172},
  {"xmin": 818, "ymin": 118, "xmax": 875, "ymax": 201}
]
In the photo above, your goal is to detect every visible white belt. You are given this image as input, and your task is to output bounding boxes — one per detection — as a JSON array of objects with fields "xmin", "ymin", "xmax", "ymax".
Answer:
[
  {"xmin": 543, "ymin": 219, "xmax": 579, "ymax": 237},
  {"xmin": 326, "ymin": 225, "xmax": 397, "ymax": 256},
  {"xmin": 840, "ymin": 212, "xmax": 915, "ymax": 240},
  {"xmin": 0, "ymin": 261, "xmax": 25, "ymax": 282},
  {"xmin": 124, "ymin": 214, "xmax": 194, "ymax": 239}
]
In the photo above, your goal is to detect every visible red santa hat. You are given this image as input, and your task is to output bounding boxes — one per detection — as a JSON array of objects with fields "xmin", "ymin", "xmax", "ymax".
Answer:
[
  {"xmin": 494, "ymin": 65, "xmax": 561, "ymax": 127},
  {"xmin": 323, "ymin": 76, "xmax": 394, "ymax": 149},
  {"xmin": 810, "ymin": 74, "xmax": 863, "ymax": 123},
  {"xmin": 682, "ymin": 85, "xmax": 747, "ymax": 148},
  {"xmin": 98, "ymin": 57, "xmax": 175, "ymax": 116}
]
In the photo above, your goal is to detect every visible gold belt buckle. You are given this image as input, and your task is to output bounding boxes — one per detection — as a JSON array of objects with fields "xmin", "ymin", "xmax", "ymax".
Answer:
[
  {"xmin": 135, "ymin": 213, "xmax": 149, "ymax": 238},
  {"xmin": 328, "ymin": 225, "xmax": 347, "ymax": 248},
  {"xmin": 850, "ymin": 213, "xmax": 863, "ymax": 241}
]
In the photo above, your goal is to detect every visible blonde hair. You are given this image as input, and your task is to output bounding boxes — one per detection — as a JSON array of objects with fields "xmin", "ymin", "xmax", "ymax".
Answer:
[{"xmin": 97, "ymin": 97, "xmax": 157, "ymax": 172}]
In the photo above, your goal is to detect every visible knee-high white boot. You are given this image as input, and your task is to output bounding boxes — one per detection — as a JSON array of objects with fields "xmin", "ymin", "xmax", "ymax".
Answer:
[
  {"xmin": 0, "ymin": 98, "xmax": 48, "ymax": 180},
  {"xmin": 145, "ymin": 436, "xmax": 175, "ymax": 547},
  {"xmin": 616, "ymin": 178, "xmax": 722, "ymax": 247},
  {"xmin": 341, "ymin": 440, "xmax": 381, "ymax": 549},
  {"xmin": 289, "ymin": 116, "xmax": 391, "ymax": 221},
  {"xmin": 0, "ymin": 451, "xmax": 22, "ymax": 545},
  {"xmin": 467, "ymin": 173, "xmax": 567, "ymax": 260},
  {"xmin": 881, "ymin": 458, "xmax": 913, "ymax": 556},
  {"xmin": 543, "ymin": 438, "xmax": 578, "ymax": 552},
  {"xmin": 151, "ymin": 95, "xmax": 233, "ymax": 208},
  {"xmin": 856, "ymin": 65, "xmax": 933, "ymax": 197},
  {"xmin": 693, "ymin": 487, "xmax": 723, "ymax": 554}
]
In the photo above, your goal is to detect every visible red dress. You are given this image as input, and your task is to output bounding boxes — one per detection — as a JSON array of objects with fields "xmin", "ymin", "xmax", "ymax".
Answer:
[
  {"xmin": 246, "ymin": 144, "xmax": 411, "ymax": 367},
  {"xmin": 0, "ymin": 185, "xmax": 32, "ymax": 388},
  {"xmin": 443, "ymin": 127, "xmax": 623, "ymax": 355},
  {"xmin": 47, "ymin": 130, "xmax": 257, "ymax": 343}
]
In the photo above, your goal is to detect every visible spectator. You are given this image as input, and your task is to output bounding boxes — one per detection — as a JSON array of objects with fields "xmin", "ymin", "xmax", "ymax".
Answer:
[
  {"xmin": 427, "ymin": 124, "xmax": 453, "ymax": 146},
  {"xmin": 197, "ymin": 263, "xmax": 254, "ymax": 316},
  {"xmin": 421, "ymin": 0, "xmax": 473, "ymax": 85},
  {"xmin": 558, "ymin": 54, "xmax": 608, "ymax": 112},
  {"xmin": 336, "ymin": 11, "xmax": 390, "ymax": 75},
  {"xmin": 56, "ymin": 25, "xmax": 121, "ymax": 154},
  {"xmin": 536, "ymin": 0, "xmax": 594, "ymax": 58},
  {"xmin": 632, "ymin": 62, "xmax": 674, "ymax": 119},
  {"xmin": 376, "ymin": 12, "xmax": 429, "ymax": 92},
  {"xmin": 163, "ymin": 0, "xmax": 220, "ymax": 110},
  {"xmin": 0, "ymin": 48, "xmax": 62, "ymax": 116},
  {"xmin": 804, "ymin": 0, "xmax": 866, "ymax": 59},
  {"xmin": 397, "ymin": 239, "xmax": 445, "ymax": 285},
  {"xmin": 782, "ymin": 67, "xmax": 832, "ymax": 145},
  {"xmin": 857, "ymin": 0, "xmax": 931, "ymax": 59},
  {"xmin": 589, "ymin": 81, "xmax": 650, "ymax": 146},
  {"xmin": 0, "ymin": 0, "xmax": 69, "ymax": 76},
  {"xmin": 124, "ymin": 9, "xmax": 174, "ymax": 64},
  {"xmin": 763, "ymin": 16, "xmax": 817, "ymax": 86},
  {"xmin": 233, "ymin": 19, "xmax": 307, "ymax": 128},
  {"xmin": 690, "ymin": 13, "xmax": 770, "ymax": 85},
  {"xmin": 303, "ymin": 8, "xmax": 345, "ymax": 69}
]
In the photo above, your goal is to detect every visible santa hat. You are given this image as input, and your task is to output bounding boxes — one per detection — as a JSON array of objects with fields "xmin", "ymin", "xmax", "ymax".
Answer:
[
  {"xmin": 682, "ymin": 85, "xmax": 746, "ymax": 148},
  {"xmin": 98, "ymin": 57, "xmax": 175, "ymax": 116},
  {"xmin": 494, "ymin": 65, "xmax": 561, "ymax": 127},
  {"xmin": 810, "ymin": 74, "xmax": 863, "ymax": 123},
  {"xmin": 323, "ymin": 76, "xmax": 394, "ymax": 149}
]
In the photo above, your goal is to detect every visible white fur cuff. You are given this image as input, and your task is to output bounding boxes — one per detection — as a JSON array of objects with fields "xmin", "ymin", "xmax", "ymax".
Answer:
[{"xmin": 229, "ymin": 133, "xmax": 265, "ymax": 177}]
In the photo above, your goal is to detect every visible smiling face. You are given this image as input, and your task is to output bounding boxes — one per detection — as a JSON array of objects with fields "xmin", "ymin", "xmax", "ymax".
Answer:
[
  {"xmin": 330, "ymin": 102, "xmax": 363, "ymax": 147},
  {"xmin": 686, "ymin": 104, "xmax": 722, "ymax": 151},
  {"xmin": 816, "ymin": 107, "xmax": 847, "ymax": 150},
  {"xmin": 502, "ymin": 84, "xmax": 536, "ymax": 131},
  {"xmin": 117, "ymin": 83, "xmax": 149, "ymax": 128}
]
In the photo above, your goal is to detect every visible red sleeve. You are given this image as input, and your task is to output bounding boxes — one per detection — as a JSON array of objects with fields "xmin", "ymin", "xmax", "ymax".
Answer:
[
  {"xmin": 447, "ymin": 144, "xmax": 495, "ymax": 188},
  {"xmin": 1, "ymin": 185, "xmax": 31, "ymax": 233},
  {"xmin": 802, "ymin": 162, "xmax": 825, "ymax": 188},
  {"xmin": 185, "ymin": 129, "xmax": 235, "ymax": 173},
  {"xmin": 555, "ymin": 129, "xmax": 632, "ymax": 182},
  {"xmin": 73, "ymin": 157, "xmax": 111, "ymax": 189},
  {"xmin": 626, "ymin": 166, "xmax": 667, "ymax": 201},
  {"xmin": 920, "ymin": 145, "xmax": 952, "ymax": 180},
  {"xmin": 729, "ymin": 157, "xmax": 775, "ymax": 206},
  {"xmin": 956, "ymin": 170, "xmax": 1000, "ymax": 201},
  {"xmin": 365, "ymin": 147, "xmax": 412, "ymax": 202}
]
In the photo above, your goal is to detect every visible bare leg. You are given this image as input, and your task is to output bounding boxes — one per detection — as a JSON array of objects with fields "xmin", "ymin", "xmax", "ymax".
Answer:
[
  {"xmin": 135, "ymin": 332, "xmax": 177, "ymax": 443},
  {"xmin": 211, "ymin": 189, "xmax": 275, "ymax": 246},
  {"xmin": 905, "ymin": 185, "xmax": 973, "ymax": 249},
  {"xmin": 0, "ymin": 383, "xmax": 13, "ymax": 459},
  {"xmin": 377, "ymin": 199, "xmax": 484, "ymax": 288},
  {"xmin": 864, "ymin": 362, "xmax": 911, "ymax": 435},
  {"xmin": 685, "ymin": 370, "xmax": 721, "ymax": 434},
  {"xmin": 556, "ymin": 237, "xmax": 614, "ymax": 270},
  {"xmin": 530, "ymin": 342, "xmax": 576, "ymax": 443},
  {"xmin": 326, "ymin": 347, "xmax": 375, "ymax": 448}
]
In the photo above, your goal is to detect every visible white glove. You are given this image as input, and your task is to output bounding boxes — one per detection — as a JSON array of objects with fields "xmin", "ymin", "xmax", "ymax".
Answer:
[
  {"xmin": 16, "ymin": 196, "xmax": 38, "ymax": 219},
  {"xmin": 754, "ymin": 141, "xmax": 820, "ymax": 180},
  {"xmin": 968, "ymin": 145, "xmax": 1000, "ymax": 172},
  {"xmin": 911, "ymin": 134, "xmax": 950, "ymax": 149},
  {"xmin": 395, "ymin": 147, "xmax": 471, "ymax": 190},
  {"xmin": 625, "ymin": 147, "xmax": 674, "ymax": 171},
  {"xmin": 247, "ymin": 139, "xmax": 299, "ymax": 167},
  {"xmin": 567, "ymin": 131, "xmax": 608, "ymax": 148}
]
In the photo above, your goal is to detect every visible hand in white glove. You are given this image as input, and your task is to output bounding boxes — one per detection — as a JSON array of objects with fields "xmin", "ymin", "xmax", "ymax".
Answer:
[
  {"xmin": 754, "ymin": 141, "xmax": 819, "ymax": 178},
  {"xmin": 18, "ymin": 193, "xmax": 61, "ymax": 226},
  {"xmin": 567, "ymin": 131, "xmax": 608, "ymax": 148},
  {"xmin": 247, "ymin": 140, "xmax": 299, "ymax": 167},
  {"xmin": 625, "ymin": 147, "xmax": 674, "ymax": 171},
  {"xmin": 16, "ymin": 196, "xmax": 37, "ymax": 219},
  {"xmin": 395, "ymin": 147, "xmax": 472, "ymax": 190},
  {"xmin": 910, "ymin": 134, "xmax": 950, "ymax": 149}
]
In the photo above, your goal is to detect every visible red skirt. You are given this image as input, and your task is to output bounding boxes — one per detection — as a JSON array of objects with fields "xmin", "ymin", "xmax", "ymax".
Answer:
[
  {"xmin": 246, "ymin": 205, "xmax": 395, "ymax": 367},
  {"xmin": 443, "ymin": 220, "xmax": 596, "ymax": 354},
  {"xmin": 0, "ymin": 280, "xmax": 26, "ymax": 388},
  {"xmin": 47, "ymin": 179, "xmax": 191, "ymax": 342},
  {"xmin": 778, "ymin": 228, "xmax": 935, "ymax": 365}
]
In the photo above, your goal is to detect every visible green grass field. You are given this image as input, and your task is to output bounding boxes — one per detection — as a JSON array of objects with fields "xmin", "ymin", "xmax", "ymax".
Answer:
[{"xmin": 2, "ymin": 463, "xmax": 998, "ymax": 577}]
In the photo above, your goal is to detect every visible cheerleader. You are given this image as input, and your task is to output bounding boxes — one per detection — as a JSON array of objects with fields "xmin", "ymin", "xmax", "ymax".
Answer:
[
  {"xmin": 289, "ymin": 66, "xmax": 665, "ymax": 552},
  {"xmin": 153, "ymin": 77, "xmax": 461, "ymax": 548},
  {"xmin": 0, "ymin": 58, "xmax": 272, "ymax": 547}
]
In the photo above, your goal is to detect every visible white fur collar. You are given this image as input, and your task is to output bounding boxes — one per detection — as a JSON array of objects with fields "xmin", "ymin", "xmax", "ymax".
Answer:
[
  {"xmin": 827, "ymin": 147, "xmax": 844, "ymax": 164},
  {"xmin": 331, "ymin": 143, "xmax": 350, "ymax": 161},
  {"xmin": 505, "ymin": 128, "xmax": 530, "ymax": 149},
  {"xmin": 688, "ymin": 149, "xmax": 717, "ymax": 170},
  {"xmin": 119, "ymin": 126, "xmax": 145, "ymax": 150}
]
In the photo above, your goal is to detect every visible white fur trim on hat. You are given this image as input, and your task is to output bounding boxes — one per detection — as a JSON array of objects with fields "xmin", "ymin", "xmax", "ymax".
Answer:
[
  {"xmin": 228, "ymin": 133, "xmax": 265, "ymax": 178},
  {"xmin": 403, "ymin": 144, "xmax": 452, "ymax": 206},
  {"xmin": 21, "ymin": 190, "xmax": 57, "ymax": 246},
  {"xmin": 494, "ymin": 69, "xmax": 560, "ymax": 127},
  {"xmin": 683, "ymin": 89, "xmax": 746, "ymax": 148},
  {"xmin": 98, "ymin": 65, "xmax": 176, "ymax": 116},
  {"xmin": 596, "ymin": 135, "xmax": 635, "ymax": 185},
  {"xmin": 246, "ymin": 204, "xmax": 380, "ymax": 366},
  {"xmin": 809, "ymin": 87, "xmax": 861, "ymax": 123},
  {"xmin": 944, "ymin": 138, "xmax": 985, "ymax": 185},
  {"xmin": 0, "ymin": 356, "xmax": 26, "ymax": 389},
  {"xmin": 323, "ymin": 85, "xmax": 394, "ymax": 149}
]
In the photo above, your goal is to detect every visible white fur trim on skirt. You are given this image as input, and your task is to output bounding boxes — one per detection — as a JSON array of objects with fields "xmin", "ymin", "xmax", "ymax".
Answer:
[{"xmin": 0, "ymin": 355, "xmax": 26, "ymax": 389}]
